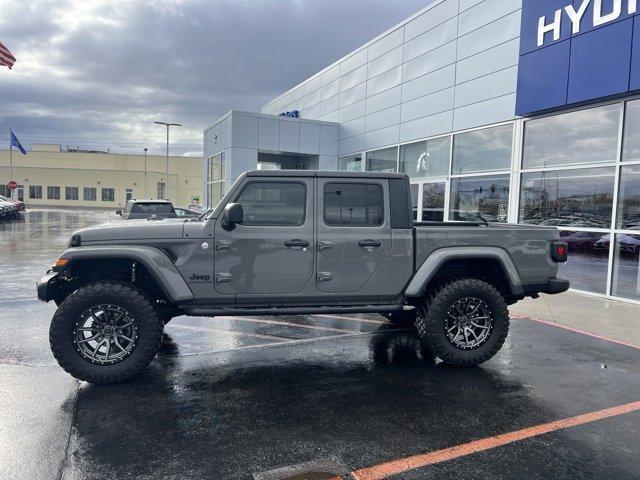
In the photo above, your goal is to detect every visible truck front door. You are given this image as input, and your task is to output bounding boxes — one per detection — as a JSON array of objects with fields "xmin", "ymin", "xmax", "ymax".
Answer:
[
  {"xmin": 315, "ymin": 179, "xmax": 391, "ymax": 295},
  {"xmin": 213, "ymin": 178, "xmax": 314, "ymax": 296}
]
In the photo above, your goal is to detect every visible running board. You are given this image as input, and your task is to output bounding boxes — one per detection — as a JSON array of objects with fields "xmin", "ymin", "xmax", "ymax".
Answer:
[{"xmin": 182, "ymin": 304, "xmax": 412, "ymax": 317}]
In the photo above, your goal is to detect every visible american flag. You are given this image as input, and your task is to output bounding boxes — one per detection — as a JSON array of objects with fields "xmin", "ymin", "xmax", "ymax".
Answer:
[{"xmin": 0, "ymin": 41, "xmax": 16, "ymax": 69}]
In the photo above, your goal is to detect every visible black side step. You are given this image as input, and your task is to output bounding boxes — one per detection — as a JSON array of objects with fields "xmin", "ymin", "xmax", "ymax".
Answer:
[{"xmin": 182, "ymin": 304, "xmax": 411, "ymax": 317}]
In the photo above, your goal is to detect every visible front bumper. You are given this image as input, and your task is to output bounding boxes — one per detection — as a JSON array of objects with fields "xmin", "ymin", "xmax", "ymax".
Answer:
[{"xmin": 37, "ymin": 272, "xmax": 59, "ymax": 302}]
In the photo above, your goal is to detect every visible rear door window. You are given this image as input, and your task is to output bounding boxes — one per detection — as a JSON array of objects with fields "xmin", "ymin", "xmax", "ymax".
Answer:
[{"xmin": 324, "ymin": 183, "xmax": 383, "ymax": 226}]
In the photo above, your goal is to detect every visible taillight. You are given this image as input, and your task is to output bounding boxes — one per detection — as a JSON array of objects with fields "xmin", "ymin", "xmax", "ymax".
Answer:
[{"xmin": 551, "ymin": 241, "xmax": 568, "ymax": 263}]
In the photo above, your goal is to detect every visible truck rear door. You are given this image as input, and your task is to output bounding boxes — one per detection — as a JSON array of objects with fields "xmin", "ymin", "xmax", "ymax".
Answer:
[{"xmin": 315, "ymin": 178, "xmax": 392, "ymax": 294}]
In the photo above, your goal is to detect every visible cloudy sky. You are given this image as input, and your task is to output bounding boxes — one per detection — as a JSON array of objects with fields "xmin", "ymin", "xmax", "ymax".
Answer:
[{"xmin": 0, "ymin": 0, "xmax": 431, "ymax": 157}]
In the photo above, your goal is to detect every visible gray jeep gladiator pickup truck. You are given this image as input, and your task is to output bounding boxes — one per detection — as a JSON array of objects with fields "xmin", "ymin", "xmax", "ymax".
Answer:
[{"xmin": 37, "ymin": 171, "xmax": 569, "ymax": 384}]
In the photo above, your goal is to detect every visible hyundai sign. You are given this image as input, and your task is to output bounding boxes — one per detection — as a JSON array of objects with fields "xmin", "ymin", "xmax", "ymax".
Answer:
[{"xmin": 516, "ymin": 0, "xmax": 640, "ymax": 115}]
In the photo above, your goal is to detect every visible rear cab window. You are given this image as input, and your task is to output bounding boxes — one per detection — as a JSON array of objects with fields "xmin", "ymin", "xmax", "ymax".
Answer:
[{"xmin": 130, "ymin": 203, "xmax": 175, "ymax": 215}]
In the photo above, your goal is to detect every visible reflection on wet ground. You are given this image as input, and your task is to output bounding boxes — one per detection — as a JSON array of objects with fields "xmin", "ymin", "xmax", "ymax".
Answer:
[{"xmin": 1, "ymin": 210, "xmax": 640, "ymax": 480}]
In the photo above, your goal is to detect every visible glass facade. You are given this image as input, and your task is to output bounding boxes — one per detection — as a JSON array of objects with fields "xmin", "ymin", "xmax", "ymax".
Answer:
[
  {"xmin": 399, "ymin": 137, "xmax": 450, "ymax": 180},
  {"xmin": 366, "ymin": 147, "xmax": 398, "ymax": 172},
  {"xmin": 206, "ymin": 152, "xmax": 226, "ymax": 208},
  {"xmin": 452, "ymin": 124, "xmax": 513, "ymax": 174},
  {"xmin": 523, "ymin": 104, "xmax": 620, "ymax": 169},
  {"xmin": 338, "ymin": 154, "xmax": 363, "ymax": 172},
  {"xmin": 519, "ymin": 167, "xmax": 615, "ymax": 228},
  {"xmin": 450, "ymin": 175, "xmax": 510, "ymax": 223}
]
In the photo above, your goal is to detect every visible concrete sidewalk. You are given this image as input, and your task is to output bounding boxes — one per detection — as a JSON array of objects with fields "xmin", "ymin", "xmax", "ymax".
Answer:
[{"xmin": 511, "ymin": 291, "xmax": 640, "ymax": 346}]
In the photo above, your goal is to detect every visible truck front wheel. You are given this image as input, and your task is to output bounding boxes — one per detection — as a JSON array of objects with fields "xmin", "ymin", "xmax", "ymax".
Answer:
[
  {"xmin": 49, "ymin": 282, "xmax": 163, "ymax": 384},
  {"xmin": 415, "ymin": 278, "xmax": 509, "ymax": 367}
]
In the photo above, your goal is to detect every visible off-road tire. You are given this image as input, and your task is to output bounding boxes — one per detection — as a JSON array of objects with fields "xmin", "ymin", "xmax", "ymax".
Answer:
[
  {"xmin": 383, "ymin": 311, "xmax": 416, "ymax": 326},
  {"xmin": 49, "ymin": 282, "xmax": 163, "ymax": 384},
  {"xmin": 415, "ymin": 278, "xmax": 509, "ymax": 367}
]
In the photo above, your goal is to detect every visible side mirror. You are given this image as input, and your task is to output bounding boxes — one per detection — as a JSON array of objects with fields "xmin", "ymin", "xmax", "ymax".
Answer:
[
  {"xmin": 222, "ymin": 203, "xmax": 243, "ymax": 230},
  {"xmin": 116, "ymin": 209, "xmax": 123, "ymax": 216}
]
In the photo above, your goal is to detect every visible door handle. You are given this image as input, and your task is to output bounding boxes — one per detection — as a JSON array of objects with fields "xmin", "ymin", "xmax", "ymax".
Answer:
[
  {"xmin": 285, "ymin": 239, "xmax": 309, "ymax": 248},
  {"xmin": 318, "ymin": 240, "xmax": 333, "ymax": 251},
  {"xmin": 358, "ymin": 239, "xmax": 382, "ymax": 248}
]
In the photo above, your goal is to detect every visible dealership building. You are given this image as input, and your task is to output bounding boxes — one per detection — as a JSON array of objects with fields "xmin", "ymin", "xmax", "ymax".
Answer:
[{"xmin": 203, "ymin": 0, "xmax": 640, "ymax": 304}]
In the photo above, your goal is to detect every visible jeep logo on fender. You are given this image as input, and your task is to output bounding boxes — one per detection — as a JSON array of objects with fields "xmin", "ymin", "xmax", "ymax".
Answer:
[
  {"xmin": 189, "ymin": 273, "xmax": 211, "ymax": 283},
  {"xmin": 538, "ymin": 0, "xmax": 637, "ymax": 47}
]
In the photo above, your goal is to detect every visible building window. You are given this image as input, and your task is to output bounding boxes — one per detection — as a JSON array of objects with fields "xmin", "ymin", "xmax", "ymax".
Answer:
[
  {"xmin": 611, "ymin": 233, "xmax": 640, "ymax": 300},
  {"xmin": 558, "ymin": 231, "xmax": 610, "ymax": 294},
  {"xmin": 616, "ymin": 165, "xmax": 640, "ymax": 229},
  {"xmin": 622, "ymin": 99, "xmax": 640, "ymax": 162},
  {"xmin": 126, "ymin": 188, "xmax": 133, "ymax": 202},
  {"xmin": 450, "ymin": 175, "xmax": 510, "ymax": 223},
  {"xmin": 366, "ymin": 147, "xmax": 398, "ymax": 172},
  {"xmin": 101, "ymin": 188, "xmax": 115, "ymax": 202},
  {"xmin": 410, "ymin": 184, "xmax": 419, "ymax": 221},
  {"xmin": 519, "ymin": 167, "xmax": 615, "ymax": 229},
  {"xmin": 65, "ymin": 187, "xmax": 79, "ymax": 201},
  {"xmin": 29, "ymin": 185, "xmax": 42, "ymax": 199},
  {"xmin": 47, "ymin": 186, "xmax": 60, "ymax": 200},
  {"xmin": 452, "ymin": 125, "xmax": 513, "ymax": 174},
  {"xmin": 338, "ymin": 154, "xmax": 362, "ymax": 172},
  {"xmin": 235, "ymin": 181, "xmax": 306, "ymax": 226},
  {"xmin": 324, "ymin": 183, "xmax": 383, "ymax": 227},
  {"xmin": 400, "ymin": 137, "xmax": 450, "ymax": 179},
  {"xmin": 523, "ymin": 104, "xmax": 620, "ymax": 169},
  {"xmin": 421, "ymin": 183, "xmax": 446, "ymax": 222},
  {"xmin": 83, "ymin": 187, "xmax": 96, "ymax": 201},
  {"xmin": 207, "ymin": 152, "xmax": 226, "ymax": 207},
  {"xmin": 0, "ymin": 185, "xmax": 9, "ymax": 197}
]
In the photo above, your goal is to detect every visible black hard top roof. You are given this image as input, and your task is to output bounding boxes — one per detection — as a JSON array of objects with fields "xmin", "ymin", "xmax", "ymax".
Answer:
[{"xmin": 245, "ymin": 170, "xmax": 407, "ymax": 180}]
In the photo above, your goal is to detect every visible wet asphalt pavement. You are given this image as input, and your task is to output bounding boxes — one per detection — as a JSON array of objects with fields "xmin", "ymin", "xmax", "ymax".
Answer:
[{"xmin": 1, "ymin": 210, "xmax": 639, "ymax": 480}]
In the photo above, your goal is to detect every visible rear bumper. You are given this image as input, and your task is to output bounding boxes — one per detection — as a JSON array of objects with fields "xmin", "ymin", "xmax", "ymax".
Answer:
[
  {"xmin": 544, "ymin": 277, "xmax": 570, "ymax": 295},
  {"xmin": 522, "ymin": 278, "xmax": 570, "ymax": 297},
  {"xmin": 37, "ymin": 272, "xmax": 59, "ymax": 302}
]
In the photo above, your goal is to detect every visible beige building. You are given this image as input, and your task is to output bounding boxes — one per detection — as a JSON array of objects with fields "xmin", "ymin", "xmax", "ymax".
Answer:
[{"xmin": 0, "ymin": 144, "xmax": 203, "ymax": 209}]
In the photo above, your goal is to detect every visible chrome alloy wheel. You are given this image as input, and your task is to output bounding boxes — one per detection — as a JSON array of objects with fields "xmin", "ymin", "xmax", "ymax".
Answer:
[
  {"xmin": 444, "ymin": 297, "xmax": 494, "ymax": 350},
  {"xmin": 73, "ymin": 305, "xmax": 139, "ymax": 365}
]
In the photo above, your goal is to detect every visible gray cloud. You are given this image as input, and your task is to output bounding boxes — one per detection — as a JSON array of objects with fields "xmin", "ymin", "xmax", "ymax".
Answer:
[{"xmin": 0, "ymin": 0, "xmax": 431, "ymax": 156}]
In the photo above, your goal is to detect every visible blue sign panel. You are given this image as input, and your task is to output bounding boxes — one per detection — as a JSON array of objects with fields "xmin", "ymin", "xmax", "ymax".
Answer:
[
  {"xmin": 517, "ymin": 0, "xmax": 640, "ymax": 116},
  {"xmin": 279, "ymin": 110, "xmax": 300, "ymax": 118}
]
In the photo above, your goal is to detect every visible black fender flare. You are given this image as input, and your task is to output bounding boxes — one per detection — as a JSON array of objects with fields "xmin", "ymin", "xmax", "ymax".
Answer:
[
  {"xmin": 404, "ymin": 246, "xmax": 524, "ymax": 298},
  {"xmin": 58, "ymin": 246, "xmax": 194, "ymax": 303}
]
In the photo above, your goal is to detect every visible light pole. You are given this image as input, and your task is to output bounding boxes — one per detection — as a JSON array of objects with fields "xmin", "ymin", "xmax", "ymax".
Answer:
[
  {"xmin": 143, "ymin": 148, "xmax": 148, "ymax": 198},
  {"xmin": 154, "ymin": 121, "xmax": 181, "ymax": 200}
]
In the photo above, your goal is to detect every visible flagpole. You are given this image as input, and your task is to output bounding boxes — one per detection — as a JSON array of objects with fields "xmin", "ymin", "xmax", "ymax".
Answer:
[{"xmin": 9, "ymin": 127, "xmax": 13, "ymax": 200}]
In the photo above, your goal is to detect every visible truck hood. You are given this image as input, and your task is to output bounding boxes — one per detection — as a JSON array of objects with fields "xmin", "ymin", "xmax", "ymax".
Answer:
[{"xmin": 72, "ymin": 219, "xmax": 186, "ymax": 243}]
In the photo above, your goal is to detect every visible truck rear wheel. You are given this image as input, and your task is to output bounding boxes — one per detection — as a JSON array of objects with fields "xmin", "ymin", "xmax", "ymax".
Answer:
[
  {"xmin": 49, "ymin": 282, "xmax": 163, "ymax": 384},
  {"xmin": 415, "ymin": 278, "xmax": 509, "ymax": 367}
]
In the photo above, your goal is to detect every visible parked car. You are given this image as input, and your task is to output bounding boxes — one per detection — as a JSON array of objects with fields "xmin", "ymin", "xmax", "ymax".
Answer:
[
  {"xmin": 0, "ymin": 194, "xmax": 24, "ymax": 219},
  {"xmin": 39, "ymin": 171, "xmax": 569, "ymax": 384},
  {"xmin": 174, "ymin": 207, "xmax": 202, "ymax": 218},
  {"xmin": 562, "ymin": 231, "xmax": 601, "ymax": 252},
  {"xmin": 116, "ymin": 199, "xmax": 177, "ymax": 220}
]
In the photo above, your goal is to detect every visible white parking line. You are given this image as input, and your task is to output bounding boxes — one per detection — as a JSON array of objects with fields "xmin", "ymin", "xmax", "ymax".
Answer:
[
  {"xmin": 314, "ymin": 314, "xmax": 391, "ymax": 326},
  {"xmin": 216, "ymin": 316, "xmax": 361, "ymax": 334}
]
